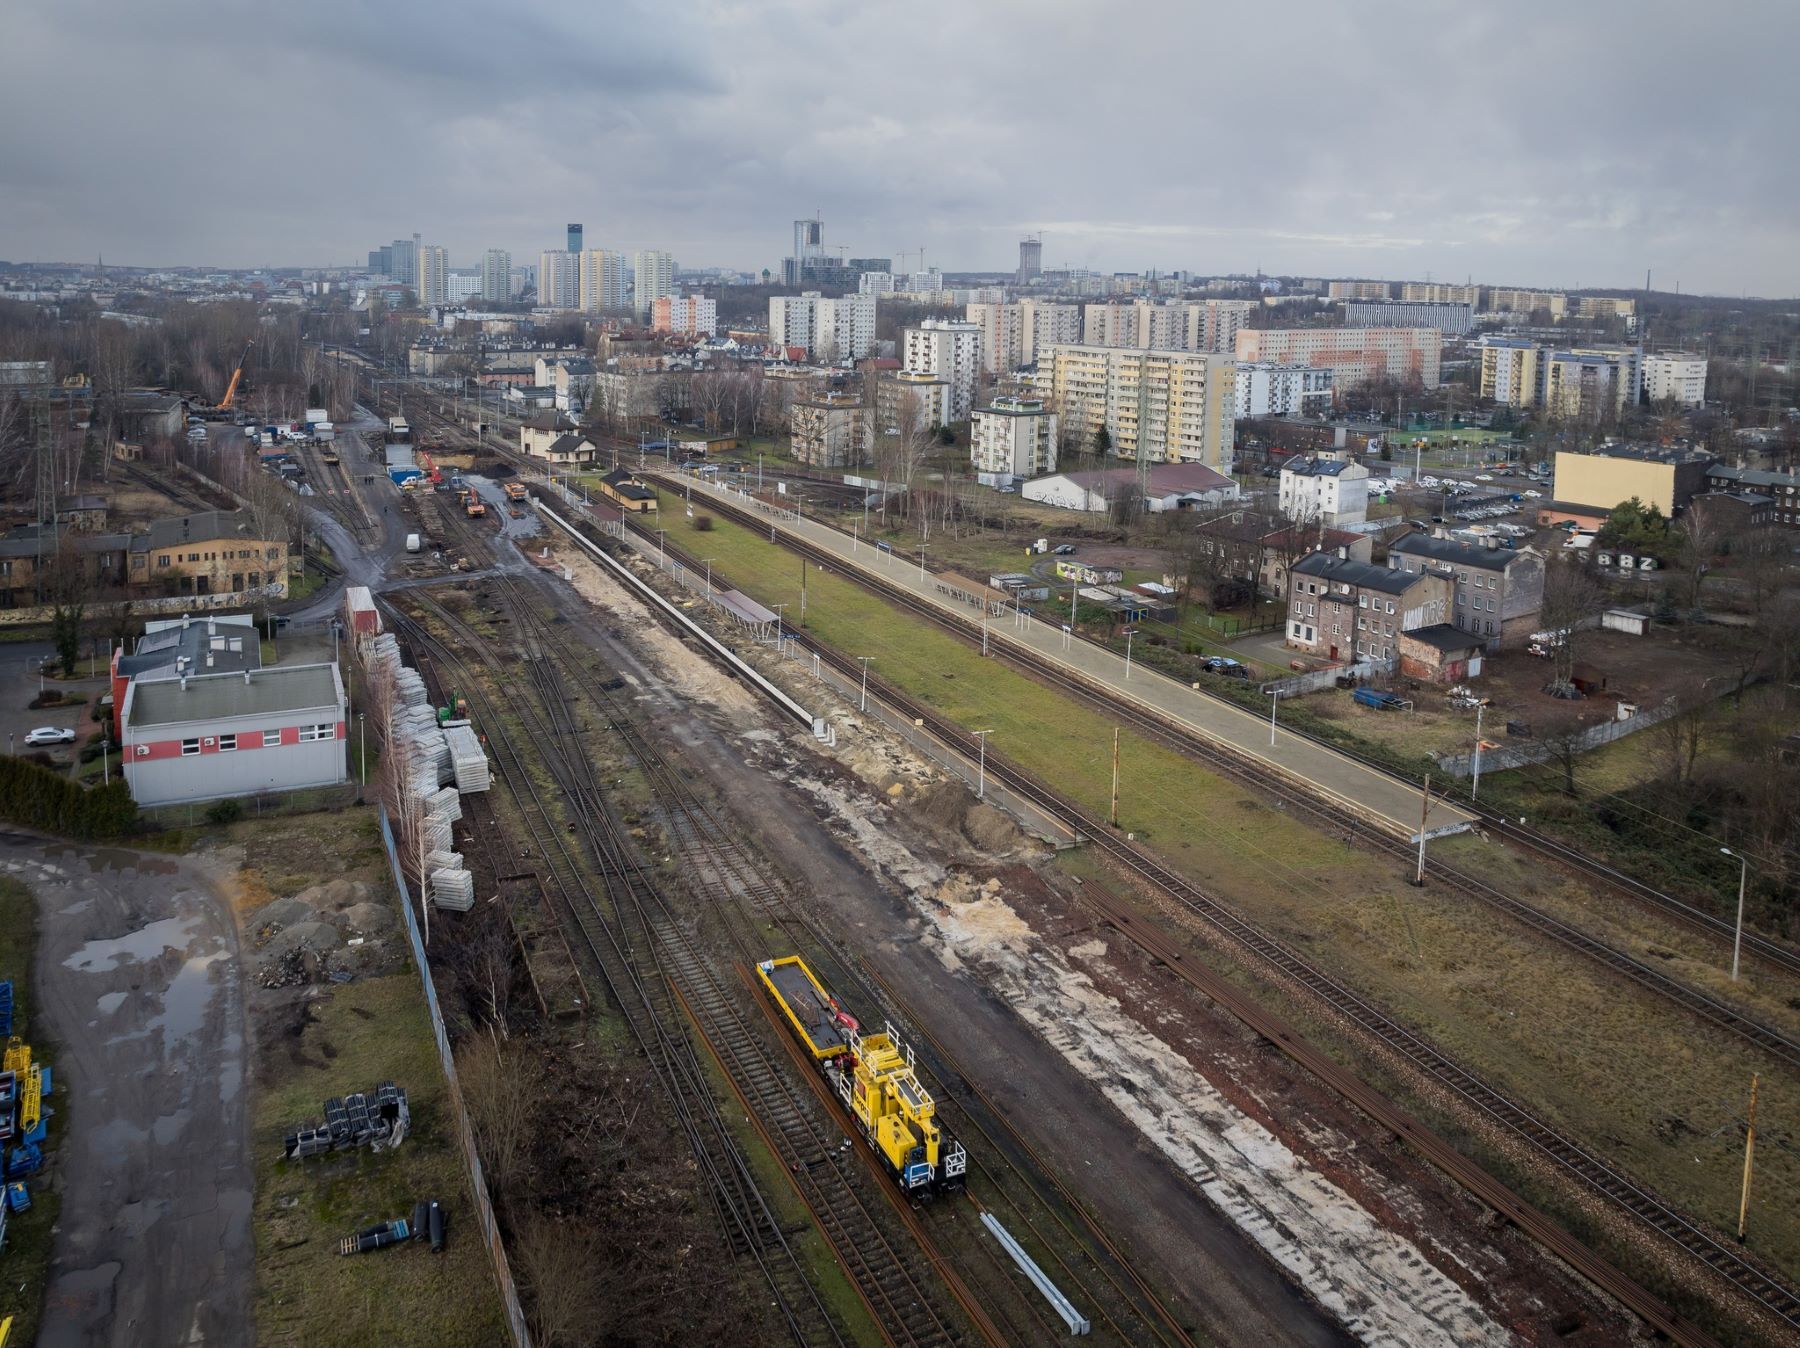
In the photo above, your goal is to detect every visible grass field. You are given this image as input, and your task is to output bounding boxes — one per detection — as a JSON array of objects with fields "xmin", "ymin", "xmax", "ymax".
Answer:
[
  {"xmin": 0, "ymin": 877, "xmax": 60, "ymax": 1348},
  {"xmin": 653, "ymin": 490, "xmax": 1800, "ymax": 1288},
  {"xmin": 252, "ymin": 976, "xmax": 506, "ymax": 1347}
]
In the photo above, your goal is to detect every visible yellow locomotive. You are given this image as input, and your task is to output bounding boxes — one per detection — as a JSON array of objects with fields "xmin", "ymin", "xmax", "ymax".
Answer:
[{"xmin": 758, "ymin": 956, "xmax": 967, "ymax": 1196}]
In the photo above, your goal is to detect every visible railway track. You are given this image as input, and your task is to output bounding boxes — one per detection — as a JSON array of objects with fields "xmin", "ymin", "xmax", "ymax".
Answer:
[
  {"xmin": 648, "ymin": 466, "xmax": 1800, "ymax": 985},
  {"xmin": 382, "ymin": 595, "xmax": 850, "ymax": 1348},
  {"xmin": 393, "ymin": 581, "xmax": 978, "ymax": 1348},
  {"xmin": 500, "ymin": 572, "xmax": 1200, "ymax": 1348},
  {"xmin": 550, "ymin": 499, "xmax": 1797, "ymax": 1344},
  {"xmin": 641, "ymin": 474, "xmax": 1800, "ymax": 1070}
]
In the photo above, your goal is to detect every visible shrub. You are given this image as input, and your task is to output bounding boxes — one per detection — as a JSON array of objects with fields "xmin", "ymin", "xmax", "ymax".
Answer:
[
  {"xmin": 204, "ymin": 799, "xmax": 243, "ymax": 825},
  {"xmin": 0, "ymin": 757, "xmax": 137, "ymax": 839},
  {"xmin": 693, "ymin": 514, "xmax": 715, "ymax": 532}
]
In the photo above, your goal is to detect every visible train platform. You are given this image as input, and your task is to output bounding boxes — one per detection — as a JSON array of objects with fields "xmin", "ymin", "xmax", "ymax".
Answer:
[{"xmin": 670, "ymin": 474, "xmax": 1474, "ymax": 841}]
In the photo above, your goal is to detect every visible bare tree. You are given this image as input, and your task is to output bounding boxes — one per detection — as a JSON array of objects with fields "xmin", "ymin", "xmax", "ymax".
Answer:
[
  {"xmin": 458, "ymin": 1036, "xmax": 542, "ymax": 1194},
  {"xmin": 1538, "ymin": 556, "xmax": 1607, "ymax": 688},
  {"xmin": 1649, "ymin": 678, "xmax": 1712, "ymax": 788},
  {"xmin": 513, "ymin": 1215, "xmax": 608, "ymax": 1347}
]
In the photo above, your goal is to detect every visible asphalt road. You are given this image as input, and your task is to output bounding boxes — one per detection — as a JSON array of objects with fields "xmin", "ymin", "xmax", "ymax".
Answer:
[{"xmin": 3, "ymin": 834, "xmax": 252, "ymax": 1348}]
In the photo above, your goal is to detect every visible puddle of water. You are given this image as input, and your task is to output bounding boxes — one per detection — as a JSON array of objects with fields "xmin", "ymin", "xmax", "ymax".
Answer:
[
  {"xmin": 151, "ymin": 1110, "xmax": 191, "ymax": 1146},
  {"xmin": 149, "ymin": 947, "xmax": 229, "ymax": 1048},
  {"xmin": 117, "ymin": 1196, "xmax": 169, "ymax": 1239},
  {"xmin": 86, "ymin": 1116, "xmax": 149, "ymax": 1167},
  {"xmin": 62, "ymin": 915, "xmax": 203, "ymax": 974},
  {"xmin": 96, "ymin": 991, "xmax": 127, "ymax": 1016}
]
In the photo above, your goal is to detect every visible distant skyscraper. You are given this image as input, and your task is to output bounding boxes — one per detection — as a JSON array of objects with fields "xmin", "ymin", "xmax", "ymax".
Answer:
[
  {"xmin": 481, "ymin": 249, "xmax": 513, "ymax": 302},
  {"xmin": 416, "ymin": 245, "xmax": 450, "ymax": 305},
  {"xmin": 794, "ymin": 217, "xmax": 824, "ymax": 260},
  {"xmin": 567, "ymin": 223, "xmax": 583, "ymax": 253},
  {"xmin": 1017, "ymin": 236, "xmax": 1042, "ymax": 285},
  {"xmin": 538, "ymin": 250, "xmax": 581, "ymax": 309},
  {"xmin": 633, "ymin": 250, "xmax": 675, "ymax": 319}
]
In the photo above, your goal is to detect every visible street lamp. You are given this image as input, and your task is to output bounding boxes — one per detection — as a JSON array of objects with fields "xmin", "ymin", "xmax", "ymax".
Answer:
[
  {"xmin": 858, "ymin": 656, "xmax": 874, "ymax": 711},
  {"xmin": 359, "ymin": 712, "xmax": 367, "ymax": 797},
  {"xmin": 918, "ymin": 545, "xmax": 927, "ymax": 582},
  {"xmin": 1721, "ymin": 847, "xmax": 1750, "ymax": 982},
  {"xmin": 1123, "ymin": 628, "xmax": 1137, "ymax": 680},
  {"xmin": 702, "ymin": 557, "xmax": 716, "ymax": 600},
  {"xmin": 772, "ymin": 602, "xmax": 787, "ymax": 650},
  {"xmin": 1471, "ymin": 702, "xmax": 1486, "ymax": 799},
  {"xmin": 973, "ymin": 729, "xmax": 993, "ymax": 800},
  {"xmin": 1269, "ymin": 687, "xmax": 1282, "ymax": 747},
  {"xmin": 656, "ymin": 528, "xmax": 667, "ymax": 568}
]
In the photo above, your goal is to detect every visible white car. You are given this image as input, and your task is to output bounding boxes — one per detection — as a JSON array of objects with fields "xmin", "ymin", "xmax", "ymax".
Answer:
[
  {"xmin": 186, "ymin": 426, "xmax": 208, "ymax": 441},
  {"xmin": 1523, "ymin": 489, "xmax": 1542, "ymax": 498},
  {"xmin": 1474, "ymin": 473, "xmax": 1494, "ymax": 481},
  {"xmin": 24, "ymin": 726, "xmax": 76, "ymax": 746}
]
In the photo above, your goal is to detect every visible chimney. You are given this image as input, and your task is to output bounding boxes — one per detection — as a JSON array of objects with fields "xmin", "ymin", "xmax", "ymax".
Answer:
[
  {"xmin": 1336, "ymin": 545, "xmax": 1348, "ymax": 561},
  {"xmin": 179, "ymin": 675, "xmax": 187, "ymax": 692}
]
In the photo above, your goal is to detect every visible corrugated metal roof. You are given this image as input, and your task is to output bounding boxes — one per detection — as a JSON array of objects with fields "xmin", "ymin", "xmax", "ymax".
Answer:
[{"xmin": 126, "ymin": 663, "xmax": 340, "ymax": 729}]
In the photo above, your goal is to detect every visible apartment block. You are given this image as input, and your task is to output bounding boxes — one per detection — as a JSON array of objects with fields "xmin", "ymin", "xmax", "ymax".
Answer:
[
  {"xmin": 416, "ymin": 245, "xmax": 449, "ymax": 306},
  {"xmin": 966, "ymin": 303, "xmax": 1026, "ymax": 375},
  {"xmin": 1388, "ymin": 533, "xmax": 1546, "ymax": 649},
  {"xmin": 480, "ymin": 249, "xmax": 513, "ymax": 302},
  {"xmin": 768, "ymin": 294, "xmax": 815, "ymax": 355},
  {"xmin": 1485, "ymin": 287, "xmax": 1567, "ymax": 319},
  {"xmin": 1234, "ymin": 327, "xmax": 1441, "ymax": 390},
  {"xmin": 1048, "ymin": 346, "xmax": 1235, "ymax": 472},
  {"xmin": 1284, "ymin": 550, "xmax": 1451, "ymax": 662},
  {"xmin": 1326, "ymin": 280, "xmax": 1395, "ymax": 301},
  {"xmin": 815, "ymin": 293, "xmax": 876, "ymax": 360},
  {"xmin": 1019, "ymin": 300, "xmax": 1081, "ymax": 365},
  {"xmin": 903, "ymin": 320, "xmax": 982, "ymax": 420},
  {"xmin": 1188, "ymin": 299, "xmax": 1256, "ymax": 354},
  {"xmin": 633, "ymin": 250, "xmax": 675, "ymax": 318},
  {"xmin": 876, "ymin": 370, "xmax": 950, "ymax": 431},
  {"xmin": 1543, "ymin": 346, "xmax": 1642, "ymax": 420},
  {"xmin": 580, "ymin": 249, "xmax": 630, "ymax": 311},
  {"xmin": 1234, "ymin": 362, "xmax": 1334, "ymax": 418},
  {"xmin": 791, "ymin": 390, "xmax": 872, "ymax": 468},
  {"xmin": 650, "ymin": 294, "xmax": 718, "ymax": 338},
  {"xmin": 1478, "ymin": 337, "xmax": 1543, "ymax": 407},
  {"xmin": 1399, "ymin": 282, "xmax": 1481, "ymax": 305},
  {"xmin": 538, "ymin": 249, "xmax": 581, "ymax": 310},
  {"xmin": 1642, "ymin": 352, "xmax": 1707, "ymax": 407},
  {"xmin": 1569, "ymin": 295, "xmax": 1637, "ymax": 321},
  {"xmin": 971, "ymin": 397, "xmax": 1058, "ymax": 478}
]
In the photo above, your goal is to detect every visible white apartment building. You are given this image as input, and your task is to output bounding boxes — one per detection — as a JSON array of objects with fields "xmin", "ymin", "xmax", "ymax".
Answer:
[
  {"xmin": 1188, "ymin": 299, "xmax": 1256, "ymax": 354},
  {"xmin": 815, "ymin": 292, "xmax": 876, "ymax": 360},
  {"xmin": 966, "ymin": 303, "xmax": 1026, "ymax": 375},
  {"xmin": 581, "ymin": 249, "xmax": 630, "ymax": 311},
  {"xmin": 1400, "ymin": 282, "xmax": 1481, "ymax": 305},
  {"xmin": 480, "ymin": 249, "xmax": 512, "ymax": 302},
  {"xmin": 877, "ymin": 370, "xmax": 950, "ymax": 431},
  {"xmin": 538, "ymin": 249, "xmax": 581, "ymax": 309},
  {"xmin": 971, "ymin": 397, "xmax": 1058, "ymax": 479},
  {"xmin": 1234, "ymin": 327, "xmax": 1442, "ymax": 391},
  {"xmin": 1642, "ymin": 352, "xmax": 1708, "ymax": 407},
  {"xmin": 444, "ymin": 272, "xmax": 481, "ymax": 304},
  {"xmin": 1019, "ymin": 300, "xmax": 1081, "ymax": 365},
  {"xmin": 1326, "ymin": 280, "xmax": 1394, "ymax": 300},
  {"xmin": 1049, "ymin": 346, "xmax": 1235, "ymax": 472},
  {"xmin": 633, "ymin": 250, "xmax": 675, "ymax": 318},
  {"xmin": 1278, "ymin": 456, "xmax": 1371, "ymax": 527},
  {"xmin": 416, "ymin": 245, "xmax": 449, "ymax": 306},
  {"xmin": 1234, "ymin": 362, "xmax": 1334, "ymax": 418},
  {"xmin": 858, "ymin": 270, "xmax": 895, "ymax": 295},
  {"xmin": 768, "ymin": 295, "xmax": 815, "ymax": 354},
  {"xmin": 1478, "ymin": 337, "xmax": 1542, "ymax": 407},
  {"xmin": 903, "ymin": 319, "xmax": 982, "ymax": 421}
]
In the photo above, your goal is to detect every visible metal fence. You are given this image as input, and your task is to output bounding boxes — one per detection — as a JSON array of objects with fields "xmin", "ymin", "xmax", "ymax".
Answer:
[
  {"xmin": 378, "ymin": 805, "xmax": 534, "ymax": 1348},
  {"xmin": 1435, "ymin": 697, "xmax": 1677, "ymax": 777}
]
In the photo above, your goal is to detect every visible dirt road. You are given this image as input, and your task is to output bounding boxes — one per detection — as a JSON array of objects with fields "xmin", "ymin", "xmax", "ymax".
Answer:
[{"xmin": 2, "ymin": 834, "xmax": 252, "ymax": 1348}]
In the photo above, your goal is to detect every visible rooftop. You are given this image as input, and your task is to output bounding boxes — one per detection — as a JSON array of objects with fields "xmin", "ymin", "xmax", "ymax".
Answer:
[
  {"xmin": 1389, "ymin": 531, "xmax": 1529, "ymax": 569},
  {"xmin": 1403, "ymin": 623, "xmax": 1486, "ymax": 653},
  {"xmin": 120, "ymin": 613, "xmax": 261, "ymax": 680},
  {"xmin": 125, "ymin": 663, "xmax": 340, "ymax": 730},
  {"xmin": 132, "ymin": 510, "xmax": 271, "ymax": 553},
  {"xmin": 1292, "ymin": 550, "xmax": 1425, "ymax": 595},
  {"xmin": 1053, "ymin": 462, "xmax": 1234, "ymax": 495}
]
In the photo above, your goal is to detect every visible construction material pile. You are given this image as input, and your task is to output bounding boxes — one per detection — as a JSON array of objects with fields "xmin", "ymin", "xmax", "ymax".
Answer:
[
  {"xmin": 359, "ymin": 629, "xmax": 489, "ymax": 912},
  {"xmin": 282, "ymin": 1080, "xmax": 411, "ymax": 1160}
]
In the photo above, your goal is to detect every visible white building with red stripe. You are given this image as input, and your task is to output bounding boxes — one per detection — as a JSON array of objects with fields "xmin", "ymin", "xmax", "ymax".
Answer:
[{"xmin": 121, "ymin": 663, "xmax": 348, "ymax": 806}]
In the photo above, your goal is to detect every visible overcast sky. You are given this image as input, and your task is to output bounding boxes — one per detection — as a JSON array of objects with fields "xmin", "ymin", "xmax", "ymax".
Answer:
[{"xmin": 4, "ymin": 0, "xmax": 1795, "ymax": 296}]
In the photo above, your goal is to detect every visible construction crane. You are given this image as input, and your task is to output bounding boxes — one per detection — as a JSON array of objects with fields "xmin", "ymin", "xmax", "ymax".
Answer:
[{"xmin": 218, "ymin": 340, "xmax": 254, "ymax": 411}]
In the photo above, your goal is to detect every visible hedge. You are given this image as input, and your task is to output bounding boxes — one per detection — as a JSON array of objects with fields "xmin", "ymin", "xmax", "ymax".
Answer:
[{"xmin": 0, "ymin": 757, "xmax": 138, "ymax": 839}]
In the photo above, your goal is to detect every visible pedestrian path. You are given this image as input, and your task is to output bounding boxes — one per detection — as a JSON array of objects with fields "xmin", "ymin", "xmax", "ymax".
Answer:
[{"xmin": 675, "ymin": 474, "xmax": 1473, "ymax": 839}]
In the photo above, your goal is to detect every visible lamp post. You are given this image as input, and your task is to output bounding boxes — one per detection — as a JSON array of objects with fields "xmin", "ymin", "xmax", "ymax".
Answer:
[
  {"xmin": 1721, "ymin": 847, "xmax": 1750, "ymax": 982},
  {"xmin": 858, "ymin": 656, "xmax": 873, "ymax": 711},
  {"xmin": 358, "ymin": 712, "xmax": 367, "ymax": 798},
  {"xmin": 772, "ymin": 603, "xmax": 787, "ymax": 651},
  {"xmin": 1123, "ymin": 628, "xmax": 1137, "ymax": 680},
  {"xmin": 918, "ymin": 545, "xmax": 927, "ymax": 582},
  {"xmin": 702, "ymin": 557, "xmax": 716, "ymax": 601},
  {"xmin": 655, "ymin": 528, "xmax": 667, "ymax": 568},
  {"xmin": 973, "ymin": 729, "xmax": 993, "ymax": 800},
  {"xmin": 1269, "ymin": 687, "xmax": 1281, "ymax": 747}
]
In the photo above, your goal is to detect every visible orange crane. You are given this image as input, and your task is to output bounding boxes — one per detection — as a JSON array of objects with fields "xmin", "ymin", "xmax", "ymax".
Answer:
[{"xmin": 218, "ymin": 340, "xmax": 254, "ymax": 411}]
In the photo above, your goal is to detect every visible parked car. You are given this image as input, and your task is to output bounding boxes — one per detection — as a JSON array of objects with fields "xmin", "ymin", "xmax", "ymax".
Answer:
[
  {"xmin": 1053, "ymin": 544, "xmax": 1076, "ymax": 555},
  {"xmin": 1203, "ymin": 657, "xmax": 1249, "ymax": 679},
  {"xmin": 1474, "ymin": 473, "xmax": 1494, "ymax": 481},
  {"xmin": 24, "ymin": 726, "xmax": 76, "ymax": 746}
]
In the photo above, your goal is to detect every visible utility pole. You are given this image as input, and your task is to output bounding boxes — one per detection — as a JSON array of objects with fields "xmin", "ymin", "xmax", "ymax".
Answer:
[
  {"xmin": 1414, "ymin": 773, "xmax": 1437, "ymax": 886},
  {"xmin": 973, "ymin": 729, "xmax": 993, "ymax": 799},
  {"xmin": 858, "ymin": 656, "xmax": 873, "ymax": 712},
  {"xmin": 702, "ymin": 557, "xmax": 716, "ymax": 601},
  {"xmin": 1721, "ymin": 847, "xmax": 1749, "ymax": 981},
  {"xmin": 1738, "ymin": 1073, "xmax": 1759, "ymax": 1243},
  {"xmin": 1471, "ymin": 702, "xmax": 1485, "ymax": 799},
  {"xmin": 800, "ymin": 555, "xmax": 807, "ymax": 624},
  {"xmin": 1110, "ymin": 727, "xmax": 1121, "ymax": 827}
]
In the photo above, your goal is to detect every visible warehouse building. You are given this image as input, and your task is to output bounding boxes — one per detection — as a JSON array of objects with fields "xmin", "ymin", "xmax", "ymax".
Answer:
[{"xmin": 121, "ymin": 664, "xmax": 348, "ymax": 807}]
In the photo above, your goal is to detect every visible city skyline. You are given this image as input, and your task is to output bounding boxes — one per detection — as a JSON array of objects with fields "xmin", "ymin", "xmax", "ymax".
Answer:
[{"xmin": 2, "ymin": 1, "xmax": 1797, "ymax": 297}]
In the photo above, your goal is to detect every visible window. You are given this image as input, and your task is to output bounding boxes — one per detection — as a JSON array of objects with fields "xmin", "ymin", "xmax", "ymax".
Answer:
[
  {"xmin": 263, "ymin": 729, "xmax": 282, "ymax": 747},
  {"xmin": 1384, "ymin": 601, "xmax": 1394, "ymax": 614},
  {"xmin": 1358, "ymin": 595, "xmax": 1368, "ymax": 608},
  {"xmin": 181, "ymin": 739, "xmax": 200, "ymax": 756},
  {"xmin": 156, "ymin": 556, "xmax": 170, "ymax": 568},
  {"xmin": 218, "ymin": 734, "xmax": 237, "ymax": 752},
  {"xmin": 299, "ymin": 724, "xmax": 335, "ymax": 743}
]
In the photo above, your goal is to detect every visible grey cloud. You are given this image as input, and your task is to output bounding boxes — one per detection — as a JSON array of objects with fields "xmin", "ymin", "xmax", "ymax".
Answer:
[{"xmin": 0, "ymin": 0, "xmax": 1793, "ymax": 295}]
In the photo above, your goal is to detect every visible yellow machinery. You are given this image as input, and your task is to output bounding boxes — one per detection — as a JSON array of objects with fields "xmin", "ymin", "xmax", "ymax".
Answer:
[
  {"xmin": 758, "ymin": 957, "xmax": 966, "ymax": 1194},
  {"xmin": 3, "ymin": 1037, "xmax": 38, "ymax": 1133},
  {"xmin": 218, "ymin": 339, "xmax": 254, "ymax": 411}
]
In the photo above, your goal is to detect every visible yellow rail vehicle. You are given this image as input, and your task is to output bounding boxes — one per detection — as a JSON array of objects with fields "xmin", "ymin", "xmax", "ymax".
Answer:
[{"xmin": 758, "ymin": 957, "xmax": 967, "ymax": 1196}]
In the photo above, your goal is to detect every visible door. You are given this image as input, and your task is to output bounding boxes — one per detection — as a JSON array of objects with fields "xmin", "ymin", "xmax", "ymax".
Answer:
[{"xmin": 1329, "ymin": 644, "xmax": 1339, "ymax": 661}]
